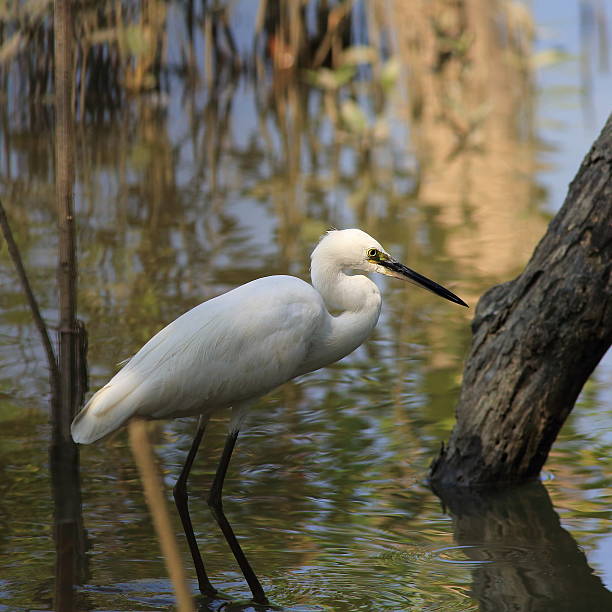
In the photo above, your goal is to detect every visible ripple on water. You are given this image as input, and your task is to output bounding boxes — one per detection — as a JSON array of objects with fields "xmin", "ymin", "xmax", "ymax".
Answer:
[
  {"xmin": 428, "ymin": 545, "xmax": 495, "ymax": 566},
  {"xmin": 416, "ymin": 542, "xmax": 546, "ymax": 568},
  {"xmin": 80, "ymin": 579, "xmax": 182, "ymax": 610}
]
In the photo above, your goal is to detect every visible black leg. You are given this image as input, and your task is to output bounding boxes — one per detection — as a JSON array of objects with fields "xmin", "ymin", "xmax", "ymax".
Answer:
[
  {"xmin": 208, "ymin": 429, "xmax": 269, "ymax": 606},
  {"xmin": 172, "ymin": 415, "xmax": 217, "ymax": 597}
]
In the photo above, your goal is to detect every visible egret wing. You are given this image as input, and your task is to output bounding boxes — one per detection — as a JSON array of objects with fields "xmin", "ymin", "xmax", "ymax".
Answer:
[{"xmin": 71, "ymin": 276, "xmax": 325, "ymax": 442}]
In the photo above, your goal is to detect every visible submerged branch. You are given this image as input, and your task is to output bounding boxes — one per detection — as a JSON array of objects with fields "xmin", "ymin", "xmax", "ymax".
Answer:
[{"xmin": 0, "ymin": 199, "xmax": 60, "ymax": 397}]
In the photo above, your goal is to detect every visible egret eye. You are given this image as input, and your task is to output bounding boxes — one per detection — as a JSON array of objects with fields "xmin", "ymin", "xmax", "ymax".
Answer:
[{"xmin": 367, "ymin": 248, "xmax": 378, "ymax": 259}]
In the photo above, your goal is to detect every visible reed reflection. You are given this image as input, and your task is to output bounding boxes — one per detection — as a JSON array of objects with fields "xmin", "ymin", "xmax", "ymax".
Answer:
[
  {"xmin": 0, "ymin": 198, "xmax": 88, "ymax": 611},
  {"xmin": 1, "ymin": 0, "xmax": 550, "ymax": 396},
  {"xmin": 392, "ymin": 0, "xmax": 545, "ymax": 284}
]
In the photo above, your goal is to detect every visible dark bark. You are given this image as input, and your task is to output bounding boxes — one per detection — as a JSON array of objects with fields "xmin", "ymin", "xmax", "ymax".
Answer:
[
  {"xmin": 433, "ymin": 482, "xmax": 612, "ymax": 612},
  {"xmin": 430, "ymin": 114, "xmax": 612, "ymax": 487}
]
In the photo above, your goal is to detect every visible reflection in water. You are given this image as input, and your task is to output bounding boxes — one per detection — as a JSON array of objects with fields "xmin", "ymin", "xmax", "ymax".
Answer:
[
  {"xmin": 392, "ymin": 0, "xmax": 545, "ymax": 291},
  {"xmin": 0, "ymin": 0, "xmax": 610, "ymax": 610},
  {"xmin": 434, "ymin": 481, "xmax": 612, "ymax": 612},
  {"xmin": 0, "ymin": 198, "xmax": 87, "ymax": 610},
  {"xmin": 49, "ymin": 434, "xmax": 86, "ymax": 611}
]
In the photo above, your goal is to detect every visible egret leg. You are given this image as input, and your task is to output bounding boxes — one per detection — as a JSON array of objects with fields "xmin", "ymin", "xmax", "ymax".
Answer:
[
  {"xmin": 172, "ymin": 415, "xmax": 217, "ymax": 597},
  {"xmin": 207, "ymin": 429, "xmax": 269, "ymax": 606}
]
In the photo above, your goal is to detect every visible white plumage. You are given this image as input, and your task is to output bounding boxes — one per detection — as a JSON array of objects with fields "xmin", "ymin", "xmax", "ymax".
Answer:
[{"xmin": 72, "ymin": 276, "xmax": 323, "ymax": 442}]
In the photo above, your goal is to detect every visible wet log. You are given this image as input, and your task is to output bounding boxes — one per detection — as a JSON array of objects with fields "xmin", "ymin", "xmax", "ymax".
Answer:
[{"xmin": 430, "ymin": 114, "xmax": 612, "ymax": 487}]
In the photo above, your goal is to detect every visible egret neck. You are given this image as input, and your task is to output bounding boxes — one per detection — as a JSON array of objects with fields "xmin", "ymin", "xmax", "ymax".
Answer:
[{"xmin": 303, "ymin": 251, "xmax": 382, "ymax": 374}]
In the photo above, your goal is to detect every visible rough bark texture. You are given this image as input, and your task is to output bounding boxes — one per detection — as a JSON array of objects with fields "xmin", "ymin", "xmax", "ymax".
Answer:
[{"xmin": 430, "ymin": 114, "xmax": 612, "ymax": 487}]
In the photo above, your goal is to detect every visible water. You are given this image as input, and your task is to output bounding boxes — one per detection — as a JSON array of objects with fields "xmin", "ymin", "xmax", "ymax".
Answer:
[{"xmin": 1, "ymin": 1, "xmax": 611, "ymax": 610}]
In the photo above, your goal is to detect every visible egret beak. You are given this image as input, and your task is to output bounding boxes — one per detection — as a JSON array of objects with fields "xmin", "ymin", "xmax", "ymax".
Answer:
[{"xmin": 379, "ymin": 258, "xmax": 469, "ymax": 307}]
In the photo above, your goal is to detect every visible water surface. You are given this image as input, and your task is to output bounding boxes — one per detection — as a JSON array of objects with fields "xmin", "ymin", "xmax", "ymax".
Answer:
[{"xmin": 0, "ymin": 1, "xmax": 611, "ymax": 610}]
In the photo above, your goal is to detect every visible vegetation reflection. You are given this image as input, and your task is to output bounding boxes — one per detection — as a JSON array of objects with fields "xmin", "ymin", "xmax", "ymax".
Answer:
[{"xmin": 0, "ymin": 0, "xmax": 609, "ymax": 610}]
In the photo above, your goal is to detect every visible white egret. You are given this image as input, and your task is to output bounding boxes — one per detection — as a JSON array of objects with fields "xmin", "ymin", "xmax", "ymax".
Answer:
[{"xmin": 71, "ymin": 228, "xmax": 467, "ymax": 605}]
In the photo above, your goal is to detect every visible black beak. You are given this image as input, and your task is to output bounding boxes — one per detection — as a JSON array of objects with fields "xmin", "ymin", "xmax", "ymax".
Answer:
[{"xmin": 380, "ymin": 259, "xmax": 469, "ymax": 307}]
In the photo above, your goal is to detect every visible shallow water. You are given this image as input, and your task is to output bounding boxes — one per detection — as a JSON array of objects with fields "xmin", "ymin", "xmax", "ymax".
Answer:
[{"xmin": 1, "ymin": 1, "xmax": 611, "ymax": 610}]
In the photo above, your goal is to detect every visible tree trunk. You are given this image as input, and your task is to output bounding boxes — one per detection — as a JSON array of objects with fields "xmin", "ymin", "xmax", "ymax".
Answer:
[{"xmin": 430, "ymin": 114, "xmax": 612, "ymax": 487}]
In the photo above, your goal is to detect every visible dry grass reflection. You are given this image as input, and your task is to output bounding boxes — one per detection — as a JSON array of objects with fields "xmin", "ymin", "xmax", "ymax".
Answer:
[{"xmin": 392, "ymin": 0, "xmax": 545, "ymax": 286}]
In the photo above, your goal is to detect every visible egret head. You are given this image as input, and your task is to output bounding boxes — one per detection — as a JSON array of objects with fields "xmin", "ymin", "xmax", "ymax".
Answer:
[{"xmin": 312, "ymin": 229, "xmax": 468, "ymax": 307}]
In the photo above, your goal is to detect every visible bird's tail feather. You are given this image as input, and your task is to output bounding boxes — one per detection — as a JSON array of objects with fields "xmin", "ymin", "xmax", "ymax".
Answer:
[{"xmin": 70, "ymin": 382, "xmax": 134, "ymax": 444}]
